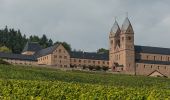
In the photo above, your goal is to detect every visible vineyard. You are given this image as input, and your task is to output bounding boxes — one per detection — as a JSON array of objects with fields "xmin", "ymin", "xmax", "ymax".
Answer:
[{"xmin": 0, "ymin": 65, "xmax": 170, "ymax": 99}]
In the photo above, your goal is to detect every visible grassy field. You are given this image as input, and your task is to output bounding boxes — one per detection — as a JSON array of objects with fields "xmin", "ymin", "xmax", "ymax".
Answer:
[{"xmin": 0, "ymin": 64, "xmax": 170, "ymax": 99}]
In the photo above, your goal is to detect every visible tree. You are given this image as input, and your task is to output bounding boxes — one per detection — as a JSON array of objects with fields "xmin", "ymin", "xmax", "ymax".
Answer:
[
  {"xmin": 97, "ymin": 48, "xmax": 109, "ymax": 54},
  {"xmin": 0, "ymin": 46, "xmax": 12, "ymax": 53},
  {"xmin": 40, "ymin": 34, "xmax": 48, "ymax": 48},
  {"xmin": 88, "ymin": 65, "xmax": 94, "ymax": 70},
  {"xmin": 48, "ymin": 39, "xmax": 53, "ymax": 47},
  {"xmin": 95, "ymin": 66, "xmax": 101, "ymax": 71},
  {"xmin": 102, "ymin": 66, "xmax": 109, "ymax": 71},
  {"xmin": 29, "ymin": 35, "xmax": 40, "ymax": 42}
]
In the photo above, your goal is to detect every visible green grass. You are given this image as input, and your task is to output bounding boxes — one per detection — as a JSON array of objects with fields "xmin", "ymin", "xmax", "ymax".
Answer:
[
  {"xmin": 0, "ymin": 64, "xmax": 170, "ymax": 88},
  {"xmin": 0, "ymin": 64, "xmax": 170, "ymax": 99}
]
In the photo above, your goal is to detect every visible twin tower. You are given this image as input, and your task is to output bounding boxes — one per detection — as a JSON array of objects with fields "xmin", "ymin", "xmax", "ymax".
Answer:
[{"xmin": 109, "ymin": 17, "xmax": 135, "ymax": 74}]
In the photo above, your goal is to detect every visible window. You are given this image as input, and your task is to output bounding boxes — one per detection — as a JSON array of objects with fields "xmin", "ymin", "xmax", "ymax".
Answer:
[
  {"xmin": 84, "ymin": 60, "xmax": 86, "ymax": 63},
  {"xmin": 110, "ymin": 40, "xmax": 113, "ymax": 44},
  {"xmin": 151, "ymin": 65, "xmax": 152, "ymax": 68},
  {"xmin": 98, "ymin": 61, "xmax": 100, "ymax": 64},
  {"xmin": 54, "ymin": 55, "xmax": 57, "ymax": 58},
  {"xmin": 59, "ymin": 49, "xmax": 61, "ymax": 53},
  {"xmin": 93, "ymin": 61, "xmax": 95, "ymax": 64},
  {"xmin": 74, "ymin": 59, "xmax": 76, "ymax": 62},
  {"xmin": 144, "ymin": 65, "xmax": 145, "ymax": 68},
  {"xmin": 122, "ymin": 37, "xmax": 124, "ymax": 41},
  {"xmin": 103, "ymin": 61, "xmax": 105, "ymax": 64},
  {"xmin": 79, "ymin": 60, "xmax": 81, "ymax": 63},
  {"xmin": 154, "ymin": 56, "xmax": 156, "ymax": 60},
  {"xmin": 128, "ymin": 36, "xmax": 131, "ymax": 40},
  {"xmin": 64, "ymin": 56, "xmax": 67, "ymax": 59},
  {"xmin": 88, "ymin": 60, "xmax": 91, "ymax": 63},
  {"xmin": 161, "ymin": 56, "xmax": 162, "ymax": 61},
  {"xmin": 146, "ymin": 56, "xmax": 149, "ymax": 60},
  {"xmin": 158, "ymin": 66, "xmax": 159, "ymax": 69},
  {"xmin": 165, "ymin": 66, "xmax": 166, "ymax": 69},
  {"xmin": 59, "ymin": 56, "xmax": 62, "ymax": 58}
]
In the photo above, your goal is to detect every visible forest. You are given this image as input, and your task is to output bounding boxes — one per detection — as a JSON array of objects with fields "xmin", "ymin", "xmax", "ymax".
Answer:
[{"xmin": 0, "ymin": 26, "xmax": 71, "ymax": 53}]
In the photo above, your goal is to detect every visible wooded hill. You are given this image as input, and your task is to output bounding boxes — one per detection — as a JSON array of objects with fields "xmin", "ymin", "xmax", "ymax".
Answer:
[{"xmin": 0, "ymin": 26, "xmax": 71, "ymax": 53}]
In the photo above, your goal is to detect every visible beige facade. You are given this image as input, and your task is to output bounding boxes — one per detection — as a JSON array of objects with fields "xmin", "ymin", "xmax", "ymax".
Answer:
[
  {"xmin": 70, "ymin": 58, "xmax": 109, "ymax": 68},
  {"xmin": 3, "ymin": 59, "xmax": 37, "ymax": 65},
  {"xmin": 37, "ymin": 44, "xmax": 70, "ymax": 68}
]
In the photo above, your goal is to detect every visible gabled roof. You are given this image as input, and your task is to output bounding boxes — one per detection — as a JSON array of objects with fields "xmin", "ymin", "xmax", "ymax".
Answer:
[
  {"xmin": 121, "ymin": 17, "xmax": 132, "ymax": 32},
  {"xmin": 0, "ymin": 52, "xmax": 37, "ymax": 61},
  {"xmin": 148, "ymin": 70, "xmax": 167, "ymax": 77},
  {"xmin": 135, "ymin": 45, "xmax": 170, "ymax": 55},
  {"xmin": 110, "ymin": 20, "xmax": 120, "ymax": 36},
  {"xmin": 70, "ymin": 51, "xmax": 109, "ymax": 61},
  {"xmin": 35, "ymin": 44, "xmax": 60, "ymax": 57},
  {"xmin": 22, "ymin": 42, "xmax": 42, "ymax": 53}
]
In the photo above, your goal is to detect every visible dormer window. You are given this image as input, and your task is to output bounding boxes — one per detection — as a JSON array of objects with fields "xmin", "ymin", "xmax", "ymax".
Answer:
[{"xmin": 111, "ymin": 40, "xmax": 113, "ymax": 44}]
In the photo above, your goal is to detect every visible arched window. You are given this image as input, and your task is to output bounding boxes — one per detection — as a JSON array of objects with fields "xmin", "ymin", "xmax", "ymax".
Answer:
[
  {"xmin": 146, "ymin": 56, "xmax": 149, "ymax": 60},
  {"xmin": 154, "ymin": 56, "xmax": 156, "ymax": 61},
  {"xmin": 110, "ymin": 40, "xmax": 113, "ymax": 44},
  {"xmin": 128, "ymin": 36, "xmax": 131, "ymax": 40}
]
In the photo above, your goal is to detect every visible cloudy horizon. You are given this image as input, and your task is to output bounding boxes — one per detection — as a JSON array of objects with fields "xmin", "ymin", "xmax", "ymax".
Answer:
[{"xmin": 0, "ymin": 0, "xmax": 170, "ymax": 52}]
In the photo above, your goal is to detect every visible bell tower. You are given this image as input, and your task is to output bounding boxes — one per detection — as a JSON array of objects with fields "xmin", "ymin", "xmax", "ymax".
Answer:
[
  {"xmin": 109, "ymin": 20, "xmax": 121, "ymax": 69},
  {"xmin": 120, "ymin": 17, "xmax": 135, "ymax": 74}
]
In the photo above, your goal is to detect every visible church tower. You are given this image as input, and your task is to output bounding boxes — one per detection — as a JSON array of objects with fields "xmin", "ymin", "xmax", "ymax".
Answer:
[
  {"xmin": 109, "ymin": 20, "xmax": 121, "ymax": 70},
  {"xmin": 120, "ymin": 17, "xmax": 135, "ymax": 74},
  {"xmin": 109, "ymin": 17, "xmax": 135, "ymax": 74}
]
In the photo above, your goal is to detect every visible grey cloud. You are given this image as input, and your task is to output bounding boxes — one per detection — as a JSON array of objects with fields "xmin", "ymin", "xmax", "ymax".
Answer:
[{"xmin": 0, "ymin": 0, "xmax": 170, "ymax": 51}]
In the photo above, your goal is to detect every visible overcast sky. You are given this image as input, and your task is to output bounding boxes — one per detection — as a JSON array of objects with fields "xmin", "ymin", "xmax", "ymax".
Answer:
[{"xmin": 0, "ymin": 0, "xmax": 170, "ymax": 51}]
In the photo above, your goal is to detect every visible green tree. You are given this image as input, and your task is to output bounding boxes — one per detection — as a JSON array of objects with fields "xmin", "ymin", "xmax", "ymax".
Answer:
[
  {"xmin": 102, "ymin": 66, "xmax": 109, "ymax": 71},
  {"xmin": 29, "ymin": 35, "xmax": 40, "ymax": 42},
  {"xmin": 48, "ymin": 39, "xmax": 53, "ymax": 47},
  {"xmin": 97, "ymin": 48, "xmax": 109, "ymax": 54},
  {"xmin": 0, "ymin": 46, "xmax": 12, "ymax": 53},
  {"xmin": 40, "ymin": 34, "xmax": 48, "ymax": 48}
]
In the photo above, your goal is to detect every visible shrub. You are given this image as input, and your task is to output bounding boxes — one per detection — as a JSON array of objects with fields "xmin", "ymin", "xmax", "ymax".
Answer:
[
  {"xmin": 102, "ymin": 66, "xmax": 109, "ymax": 71},
  {"xmin": 0, "ymin": 59, "xmax": 10, "ymax": 65}
]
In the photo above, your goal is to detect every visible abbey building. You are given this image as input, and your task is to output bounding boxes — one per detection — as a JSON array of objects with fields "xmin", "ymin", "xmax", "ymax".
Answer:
[
  {"xmin": 0, "ymin": 17, "xmax": 170, "ymax": 77},
  {"xmin": 109, "ymin": 17, "xmax": 170, "ymax": 77}
]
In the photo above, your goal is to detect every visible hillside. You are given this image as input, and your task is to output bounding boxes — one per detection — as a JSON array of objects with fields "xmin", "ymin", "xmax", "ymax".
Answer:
[{"xmin": 0, "ymin": 65, "xmax": 170, "ymax": 99}]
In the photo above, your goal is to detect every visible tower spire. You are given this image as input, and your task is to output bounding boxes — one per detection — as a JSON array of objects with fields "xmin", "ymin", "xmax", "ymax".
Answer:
[
  {"xmin": 110, "ymin": 18, "xmax": 120, "ymax": 36},
  {"xmin": 121, "ymin": 16, "xmax": 133, "ymax": 33}
]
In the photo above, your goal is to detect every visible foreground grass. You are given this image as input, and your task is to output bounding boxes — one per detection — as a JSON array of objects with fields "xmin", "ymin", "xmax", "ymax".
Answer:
[
  {"xmin": 0, "ymin": 79, "xmax": 170, "ymax": 100},
  {"xmin": 0, "ymin": 64, "xmax": 170, "ymax": 88},
  {"xmin": 0, "ymin": 64, "xmax": 170, "ymax": 99}
]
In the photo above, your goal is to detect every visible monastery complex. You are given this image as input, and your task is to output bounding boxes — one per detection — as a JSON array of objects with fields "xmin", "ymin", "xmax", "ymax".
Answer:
[{"xmin": 0, "ymin": 17, "xmax": 170, "ymax": 77}]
